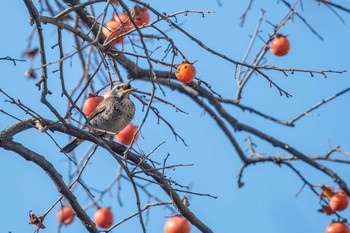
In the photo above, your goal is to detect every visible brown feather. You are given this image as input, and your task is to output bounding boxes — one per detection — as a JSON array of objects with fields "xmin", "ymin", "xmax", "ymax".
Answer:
[{"xmin": 88, "ymin": 99, "xmax": 109, "ymax": 120}]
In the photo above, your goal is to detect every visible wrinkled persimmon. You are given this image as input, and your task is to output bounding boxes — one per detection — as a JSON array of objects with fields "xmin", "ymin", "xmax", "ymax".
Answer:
[
  {"xmin": 322, "ymin": 185, "xmax": 337, "ymax": 199},
  {"xmin": 25, "ymin": 48, "xmax": 39, "ymax": 59},
  {"xmin": 133, "ymin": 6, "xmax": 150, "ymax": 26},
  {"xmin": 175, "ymin": 61, "xmax": 196, "ymax": 84},
  {"xmin": 319, "ymin": 205, "xmax": 335, "ymax": 215}
]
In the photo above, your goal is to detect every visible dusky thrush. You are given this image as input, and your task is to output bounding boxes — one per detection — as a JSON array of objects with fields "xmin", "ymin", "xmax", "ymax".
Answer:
[{"xmin": 61, "ymin": 81, "xmax": 136, "ymax": 153}]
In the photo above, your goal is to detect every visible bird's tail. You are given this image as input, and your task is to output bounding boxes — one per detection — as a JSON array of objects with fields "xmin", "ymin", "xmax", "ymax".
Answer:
[{"xmin": 60, "ymin": 138, "xmax": 84, "ymax": 153}]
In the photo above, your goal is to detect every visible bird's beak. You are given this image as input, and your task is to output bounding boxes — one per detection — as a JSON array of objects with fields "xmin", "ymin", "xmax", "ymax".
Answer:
[
  {"xmin": 123, "ymin": 88, "xmax": 132, "ymax": 94},
  {"xmin": 125, "ymin": 79, "xmax": 132, "ymax": 85},
  {"xmin": 121, "ymin": 79, "xmax": 132, "ymax": 91}
]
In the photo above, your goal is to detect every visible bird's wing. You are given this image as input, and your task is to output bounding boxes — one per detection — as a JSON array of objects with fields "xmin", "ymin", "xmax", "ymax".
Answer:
[{"xmin": 88, "ymin": 99, "xmax": 108, "ymax": 120}]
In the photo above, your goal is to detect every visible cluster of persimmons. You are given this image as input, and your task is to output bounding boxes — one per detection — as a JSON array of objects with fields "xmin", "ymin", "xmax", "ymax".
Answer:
[
  {"xmin": 33, "ymin": 1, "xmax": 336, "ymax": 231},
  {"xmin": 319, "ymin": 186, "xmax": 350, "ymax": 233},
  {"xmin": 268, "ymin": 34, "xmax": 350, "ymax": 233},
  {"xmin": 60, "ymin": 2, "xmax": 192, "ymax": 230},
  {"xmin": 56, "ymin": 205, "xmax": 191, "ymax": 232},
  {"xmin": 102, "ymin": 1, "xmax": 149, "ymax": 45}
]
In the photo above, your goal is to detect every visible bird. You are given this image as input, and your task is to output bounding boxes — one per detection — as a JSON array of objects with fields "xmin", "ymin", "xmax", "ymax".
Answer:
[{"xmin": 61, "ymin": 80, "xmax": 135, "ymax": 153}]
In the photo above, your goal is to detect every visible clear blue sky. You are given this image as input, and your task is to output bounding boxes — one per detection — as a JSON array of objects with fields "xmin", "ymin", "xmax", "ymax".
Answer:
[{"xmin": 1, "ymin": 1, "xmax": 350, "ymax": 233}]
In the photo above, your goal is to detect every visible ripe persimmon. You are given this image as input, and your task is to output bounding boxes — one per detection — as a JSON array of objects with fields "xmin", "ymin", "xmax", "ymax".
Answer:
[
  {"xmin": 175, "ymin": 61, "xmax": 196, "ymax": 84},
  {"xmin": 56, "ymin": 206, "xmax": 75, "ymax": 225},
  {"xmin": 94, "ymin": 207, "xmax": 114, "ymax": 229},
  {"xmin": 115, "ymin": 123, "xmax": 138, "ymax": 145},
  {"xmin": 114, "ymin": 13, "xmax": 133, "ymax": 32},
  {"xmin": 83, "ymin": 95, "xmax": 103, "ymax": 116},
  {"xmin": 103, "ymin": 20, "xmax": 126, "ymax": 44},
  {"xmin": 325, "ymin": 222, "xmax": 350, "ymax": 233},
  {"xmin": 330, "ymin": 192, "xmax": 349, "ymax": 212},
  {"xmin": 164, "ymin": 216, "xmax": 191, "ymax": 233},
  {"xmin": 270, "ymin": 34, "xmax": 290, "ymax": 56}
]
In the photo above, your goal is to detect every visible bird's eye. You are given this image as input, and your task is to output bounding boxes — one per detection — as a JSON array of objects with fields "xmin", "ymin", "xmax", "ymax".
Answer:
[{"xmin": 126, "ymin": 84, "xmax": 131, "ymax": 89}]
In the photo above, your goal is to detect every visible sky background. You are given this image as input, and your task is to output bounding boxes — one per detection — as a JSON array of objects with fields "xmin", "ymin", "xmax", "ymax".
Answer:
[{"xmin": 1, "ymin": 1, "xmax": 350, "ymax": 233}]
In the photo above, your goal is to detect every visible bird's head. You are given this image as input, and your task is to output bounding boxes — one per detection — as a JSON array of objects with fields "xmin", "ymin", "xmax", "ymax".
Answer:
[{"xmin": 109, "ymin": 80, "xmax": 134, "ymax": 98}]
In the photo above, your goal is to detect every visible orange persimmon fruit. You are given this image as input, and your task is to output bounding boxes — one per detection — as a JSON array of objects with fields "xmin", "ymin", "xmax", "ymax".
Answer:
[
  {"xmin": 94, "ymin": 207, "xmax": 114, "ymax": 229},
  {"xmin": 113, "ymin": 13, "xmax": 133, "ymax": 32},
  {"xmin": 56, "ymin": 206, "xmax": 75, "ymax": 225},
  {"xmin": 83, "ymin": 95, "xmax": 104, "ymax": 116},
  {"xmin": 115, "ymin": 123, "xmax": 138, "ymax": 145},
  {"xmin": 330, "ymin": 191, "xmax": 349, "ymax": 212},
  {"xmin": 103, "ymin": 20, "xmax": 126, "ymax": 44},
  {"xmin": 164, "ymin": 216, "xmax": 191, "ymax": 233},
  {"xmin": 270, "ymin": 34, "xmax": 290, "ymax": 56},
  {"xmin": 325, "ymin": 222, "xmax": 350, "ymax": 233},
  {"xmin": 175, "ymin": 61, "xmax": 196, "ymax": 84}
]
